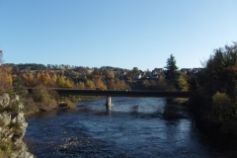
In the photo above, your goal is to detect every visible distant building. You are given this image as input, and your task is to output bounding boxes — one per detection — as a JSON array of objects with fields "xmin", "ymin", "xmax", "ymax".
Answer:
[
  {"xmin": 151, "ymin": 68, "xmax": 164, "ymax": 79},
  {"xmin": 180, "ymin": 68, "xmax": 203, "ymax": 75},
  {"xmin": 180, "ymin": 68, "xmax": 192, "ymax": 74},
  {"xmin": 132, "ymin": 73, "xmax": 143, "ymax": 80},
  {"xmin": 87, "ymin": 68, "xmax": 94, "ymax": 74},
  {"xmin": 192, "ymin": 68, "xmax": 203, "ymax": 74}
]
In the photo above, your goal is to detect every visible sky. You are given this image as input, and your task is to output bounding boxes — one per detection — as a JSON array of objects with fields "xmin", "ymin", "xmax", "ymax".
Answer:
[{"xmin": 0, "ymin": 0, "xmax": 237, "ymax": 70}]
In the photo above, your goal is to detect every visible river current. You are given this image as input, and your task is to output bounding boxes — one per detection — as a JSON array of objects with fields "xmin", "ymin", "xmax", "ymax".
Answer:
[{"xmin": 25, "ymin": 97, "xmax": 237, "ymax": 158}]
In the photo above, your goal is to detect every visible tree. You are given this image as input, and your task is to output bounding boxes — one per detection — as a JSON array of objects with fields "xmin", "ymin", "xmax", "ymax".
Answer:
[
  {"xmin": 0, "ymin": 51, "xmax": 13, "ymax": 93},
  {"xmin": 107, "ymin": 79, "xmax": 129, "ymax": 90},
  {"xmin": 178, "ymin": 73, "xmax": 189, "ymax": 91},
  {"xmin": 56, "ymin": 75, "xmax": 67, "ymax": 88},
  {"xmin": 21, "ymin": 72, "xmax": 35, "ymax": 86},
  {"xmin": 56, "ymin": 75, "xmax": 74, "ymax": 88},
  {"xmin": 94, "ymin": 78, "xmax": 107, "ymax": 90},
  {"xmin": 212, "ymin": 92, "xmax": 234, "ymax": 122},
  {"xmin": 38, "ymin": 71, "xmax": 51, "ymax": 86},
  {"xmin": 189, "ymin": 43, "xmax": 237, "ymax": 136},
  {"xmin": 131, "ymin": 67, "xmax": 140, "ymax": 77},
  {"xmin": 164, "ymin": 54, "xmax": 180, "ymax": 90},
  {"xmin": 85, "ymin": 79, "xmax": 95, "ymax": 89},
  {"xmin": 77, "ymin": 82, "xmax": 85, "ymax": 89},
  {"xmin": 190, "ymin": 44, "xmax": 237, "ymax": 103},
  {"xmin": 0, "ymin": 50, "xmax": 3, "ymax": 64}
]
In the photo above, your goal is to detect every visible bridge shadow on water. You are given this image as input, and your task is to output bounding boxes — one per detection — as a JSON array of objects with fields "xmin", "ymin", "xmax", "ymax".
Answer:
[{"xmin": 76, "ymin": 97, "xmax": 167, "ymax": 118}]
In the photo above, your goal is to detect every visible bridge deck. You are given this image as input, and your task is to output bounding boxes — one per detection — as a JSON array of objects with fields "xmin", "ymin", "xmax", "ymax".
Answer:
[{"xmin": 28, "ymin": 88, "xmax": 190, "ymax": 98}]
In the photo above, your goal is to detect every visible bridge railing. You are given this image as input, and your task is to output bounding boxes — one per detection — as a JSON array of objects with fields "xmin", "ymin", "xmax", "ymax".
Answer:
[{"xmin": 27, "ymin": 88, "xmax": 190, "ymax": 98}]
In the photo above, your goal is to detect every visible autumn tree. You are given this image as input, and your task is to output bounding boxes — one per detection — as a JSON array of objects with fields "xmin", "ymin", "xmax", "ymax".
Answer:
[
  {"xmin": 178, "ymin": 73, "xmax": 189, "ymax": 91},
  {"xmin": 94, "ymin": 78, "xmax": 107, "ymax": 90},
  {"xmin": 31, "ymin": 85, "xmax": 58, "ymax": 111},
  {"xmin": 107, "ymin": 79, "xmax": 129, "ymax": 90},
  {"xmin": 77, "ymin": 82, "xmax": 85, "ymax": 89},
  {"xmin": 21, "ymin": 72, "xmax": 35, "ymax": 87},
  {"xmin": 85, "ymin": 79, "xmax": 95, "ymax": 89},
  {"xmin": 0, "ymin": 51, "xmax": 13, "ymax": 93},
  {"xmin": 56, "ymin": 75, "xmax": 74, "ymax": 88},
  {"xmin": 37, "ymin": 71, "xmax": 52, "ymax": 86}
]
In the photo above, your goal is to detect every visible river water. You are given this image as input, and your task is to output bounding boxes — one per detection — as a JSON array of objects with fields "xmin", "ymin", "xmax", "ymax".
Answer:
[{"xmin": 25, "ymin": 97, "xmax": 237, "ymax": 158}]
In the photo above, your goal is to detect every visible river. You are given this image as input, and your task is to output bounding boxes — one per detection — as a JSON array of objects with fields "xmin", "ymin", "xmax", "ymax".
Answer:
[{"xmin": 25, "ymin": 97, "xmax": 237, "ymax": 158}]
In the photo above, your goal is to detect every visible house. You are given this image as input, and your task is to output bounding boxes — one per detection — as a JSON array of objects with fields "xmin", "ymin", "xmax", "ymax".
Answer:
[{"xmin": 151, "ymin": 68, "xmax": 164, "ymax": 79}]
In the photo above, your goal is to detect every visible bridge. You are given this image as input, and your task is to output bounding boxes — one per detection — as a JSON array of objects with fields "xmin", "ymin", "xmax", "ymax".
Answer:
[{"xmin": 28, "ymin": 88, "xmax": 190, "ymax": 112}]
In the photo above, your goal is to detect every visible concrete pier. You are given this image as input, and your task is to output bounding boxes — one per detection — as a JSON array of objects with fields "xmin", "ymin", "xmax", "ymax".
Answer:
[{"xmin": 106, "ymin": 96, "xmax": 112, "ymax": 112}]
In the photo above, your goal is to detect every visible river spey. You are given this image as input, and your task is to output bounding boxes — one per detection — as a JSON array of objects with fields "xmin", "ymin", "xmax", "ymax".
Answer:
[{"xmin": 25, "ymin": 97, "xmax": 236, "ymax": 158}]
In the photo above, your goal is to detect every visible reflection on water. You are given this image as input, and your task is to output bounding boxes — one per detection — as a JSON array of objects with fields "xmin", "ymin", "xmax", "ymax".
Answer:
[
  {"xmin": 25, "ymin": 97, "xmax": 236, "ymax": 158},
  {"xmin": 78, "ymin": 97, "xmax": 166, "ymax": 114}
]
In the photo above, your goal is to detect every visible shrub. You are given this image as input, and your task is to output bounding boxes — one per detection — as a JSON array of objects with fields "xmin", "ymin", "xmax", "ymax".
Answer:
[
  {"xmin": 211, "ymin": 92, "xmax": 234, "ymax": 122},
  {"xmin": 31, "ymin": 85, "xmax": 58, "ymax": 111},
  {"xmin": 178, "ymin": 74, "xmax": 189, "ymax": 91},
  {"xmin": 0, "ymin": 141, "xmax": 13, "ymax": 157},
  {"xmin": 22, "ymin": 96, "xmax": 39, "ymax": 116},
  {"xmin": 0, "ymin": 65, "xmax": 13, "ymax": 94}
]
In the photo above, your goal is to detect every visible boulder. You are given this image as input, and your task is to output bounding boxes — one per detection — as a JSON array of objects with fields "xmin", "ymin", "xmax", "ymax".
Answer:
[
  {"xmin": 0, "ymin": 112, "xmax": 11, "ymax": 126},
  {"xmin": 0, "ymin": 94, "xmax": 34, "ymax": 158},
  {"xmin": 0, "ymin": 93, "xmax": 10, "ymax": 108}
]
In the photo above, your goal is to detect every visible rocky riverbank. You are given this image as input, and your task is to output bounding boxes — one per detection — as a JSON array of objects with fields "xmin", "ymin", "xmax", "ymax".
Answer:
[{"xmin": 0, "ymin": 93, "xmax": 34, "ymax": 158}]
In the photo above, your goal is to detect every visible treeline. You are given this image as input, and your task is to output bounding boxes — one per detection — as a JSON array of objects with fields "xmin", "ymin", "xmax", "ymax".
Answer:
[
  {"xmin": 15, "ymin": 70, "xmax": 129, "ymax": 90},
  {"xmin": 0, "ymin": 53, "xmax": 191, "ymax": 114},
  {"xmin": 9, "ymin": 63, "xmax": 190, "ymax": 91}
]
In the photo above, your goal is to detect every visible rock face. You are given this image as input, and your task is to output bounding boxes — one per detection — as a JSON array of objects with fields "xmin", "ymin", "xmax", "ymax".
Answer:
[{"xmin": 0, "ymin": 93, "xmax": 34, "ymax": 158}]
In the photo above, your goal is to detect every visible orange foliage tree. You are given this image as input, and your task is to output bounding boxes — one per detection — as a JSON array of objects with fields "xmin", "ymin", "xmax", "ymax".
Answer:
[
  {"xmin": 0, "ymin": 52, "xmax": 13, "ymax": 93},
  {"xmin": 94, "ymin": 78, "xmax": 107, "ymax": 90}
]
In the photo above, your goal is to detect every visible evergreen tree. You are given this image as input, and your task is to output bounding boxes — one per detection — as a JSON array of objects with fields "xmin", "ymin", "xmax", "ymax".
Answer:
[{"xmin": 164, "ymin": 54, "xmax": 180, "ymax": 89}]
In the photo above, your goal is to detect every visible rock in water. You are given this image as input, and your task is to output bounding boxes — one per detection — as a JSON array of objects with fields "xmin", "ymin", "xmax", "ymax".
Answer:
[{"xmin": 0, "ymin": 93, "xmax": 34, "ymax": 158}]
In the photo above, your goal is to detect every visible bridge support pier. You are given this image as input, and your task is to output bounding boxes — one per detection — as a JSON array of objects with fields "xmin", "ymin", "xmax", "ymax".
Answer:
[{"xmin": 106, "ymin": 96, "xmax": 112, "ymax": 112}]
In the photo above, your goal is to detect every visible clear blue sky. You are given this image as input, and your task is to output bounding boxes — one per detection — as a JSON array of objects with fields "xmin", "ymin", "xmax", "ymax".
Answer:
[{"xmin": 0, "ymin": 0, "xmax": 236, "ymax": 70}]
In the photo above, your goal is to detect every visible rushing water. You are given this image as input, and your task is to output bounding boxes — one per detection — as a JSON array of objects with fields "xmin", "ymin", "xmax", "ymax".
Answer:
[{"xmin": 25, "ymin": 97, "xmax": 237, "ymax": 158}]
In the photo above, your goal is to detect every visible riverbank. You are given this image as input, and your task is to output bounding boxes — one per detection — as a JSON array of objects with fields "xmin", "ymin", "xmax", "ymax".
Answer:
[
  {"xmin": 164, "ymin": 98, "xmax": 237, "ymax": 144},
  {"xmin": 23, "ymin": 94, "xmax": 102, "ymax": 117},
  {"xmin": 193, "ymin": 115, "xmax": 237, "ymax": 144}
]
